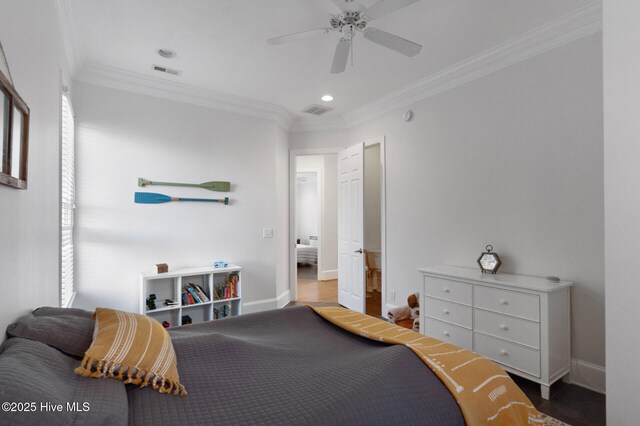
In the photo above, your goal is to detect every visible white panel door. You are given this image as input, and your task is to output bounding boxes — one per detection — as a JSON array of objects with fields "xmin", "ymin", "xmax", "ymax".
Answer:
[{"xmin": 338, "ymin": 142, "xmax": 365, "ymax": 312}]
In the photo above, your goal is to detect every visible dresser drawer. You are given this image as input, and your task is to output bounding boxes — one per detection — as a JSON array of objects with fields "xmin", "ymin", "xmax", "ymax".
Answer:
[
  {"xmin": 425, "ymin": 297, "xmax": 472, "ymax": 329},
  {"xmin": 474, "ymin": 286, "xmax": 540, "ymax": 322},
  {"xmin": 474, "ymin": 309, "xmax": 540, "ymax": 349},
  {"xmin": 424, "ymin": 276, "xmax": 472, "ymax": 305},
  {"xmin": 424, "ymin": 317, "xmax": 472, "ymax": 350},
  {"xmin": 474, "ymin": 332, "xmax": 541, "ymax": 378}
]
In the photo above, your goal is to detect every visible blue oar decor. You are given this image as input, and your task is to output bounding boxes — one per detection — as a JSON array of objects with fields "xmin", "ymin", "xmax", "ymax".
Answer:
[{"xmin": 135, "ymin": 192, "xmax": 229, "ymax": 205}]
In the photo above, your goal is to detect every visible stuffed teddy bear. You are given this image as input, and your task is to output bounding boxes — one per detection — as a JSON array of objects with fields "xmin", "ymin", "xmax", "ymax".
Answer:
[{"xmin": 387, "ymin": 292, "xmax": 420, "ymax": 332}]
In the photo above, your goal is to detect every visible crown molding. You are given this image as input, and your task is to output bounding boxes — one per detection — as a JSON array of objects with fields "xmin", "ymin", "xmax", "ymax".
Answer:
[
  {"xmin": 55, "ymin": 0, "xmax": 83, "ymax": 77},
  {"xmin": 290, "ymin": 115, "xmax": 347, "ymax": 133},
  {"xmin": 74, "ymin": 62, "xmax": 293, "ymax": 129},
  {"xmin": 341, "ymin": 2, "xmax": 602, "ymax": 128},
  {"xmin": 59, "ymin": 1, "xmax": 600, "ymax": 133}
]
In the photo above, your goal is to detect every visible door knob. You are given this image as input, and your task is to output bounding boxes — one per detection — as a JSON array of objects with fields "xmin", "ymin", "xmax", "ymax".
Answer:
[{"xmin": 354, "ymin": 248, "xmax": 363, "ymax": 254}]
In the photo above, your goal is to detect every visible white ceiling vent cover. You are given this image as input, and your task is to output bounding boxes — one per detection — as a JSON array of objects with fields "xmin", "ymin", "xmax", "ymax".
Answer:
[
  {"xmin": 302, "ymin": 104, "xmax": 334, "ymax": 116},
  {"xmin": 152, "ymin": 64, "xmax": 182, "ymax": 76}
]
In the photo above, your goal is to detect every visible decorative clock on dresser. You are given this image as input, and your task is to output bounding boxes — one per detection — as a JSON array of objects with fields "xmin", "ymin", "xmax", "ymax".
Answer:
[{"xmin": 418, "ymin": 265, "xmax": 573, "ymax": 399}]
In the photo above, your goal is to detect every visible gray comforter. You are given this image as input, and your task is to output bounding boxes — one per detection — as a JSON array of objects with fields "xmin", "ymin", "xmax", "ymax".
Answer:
[{"xmin": 127, "ymin": 306, "xmax": 464, "ymax": 425}]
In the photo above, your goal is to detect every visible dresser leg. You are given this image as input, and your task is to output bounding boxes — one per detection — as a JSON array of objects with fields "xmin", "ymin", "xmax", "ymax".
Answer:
[{"xmin": 540, "ymin": 384, "xmax": 550, "ymax": 400}]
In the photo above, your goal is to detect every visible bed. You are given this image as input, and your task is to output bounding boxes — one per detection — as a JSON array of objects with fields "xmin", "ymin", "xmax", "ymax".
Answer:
[
  {"xmin": 296, "ymin": 243, "xmax": 318, "ymax": 264},
  {"xmin": 0, "ymin": 306, "xmax": 539, "ymax": 425}
]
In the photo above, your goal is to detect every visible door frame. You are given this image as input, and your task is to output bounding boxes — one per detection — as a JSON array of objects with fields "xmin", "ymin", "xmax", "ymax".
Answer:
[
  {"xmin": 290, "ymin": 147, "xmax": 342, "ymax": 302},
  {"xmin": 289, "ymin": 137, "xmax": 387, "ymax": 313},
  {"xmin": 295, "ymin": 167, "xmax": 322, "ymax": 281},
  {"xmin": 363, "ymin": 136, "xmax": 387, "ymax": 315}
]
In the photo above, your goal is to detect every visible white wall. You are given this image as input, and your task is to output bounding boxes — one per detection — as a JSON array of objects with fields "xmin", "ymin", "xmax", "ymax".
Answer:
[
  {"xmin": 291, "ymin": 35, "xmax": 604, "ymax": 377},
  {"xmin": 297, "ymin": 154, "xmax": 338, "ymax": 279},
  {"xmin": 321, "ymin": 154, "xmax": 338, "ymax": 276},
  {"xmin": 296, "ymin": 173, "xmax": 318, "ymax": 245},
  {"xmin": 364, "ymin": 145, "xmax": 381, "ymax": 250},
  {"xmin": 72, "ymin": 81, "xmax": 288, "ymax": 313},
  {"xmin": 0, "ymin": 1, "xmax": 70, "ymax": 332},
  {"xmin": 274, "ymin": 124, "xmax": 290, "ymax": 305},
  {"xmin": 604, "ymin": 1, "xmax": 640, "ymax": 423}
]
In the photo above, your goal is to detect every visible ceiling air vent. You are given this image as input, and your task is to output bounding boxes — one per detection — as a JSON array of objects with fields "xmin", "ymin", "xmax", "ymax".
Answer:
[
  {"xmin": 152, "ymin": 64, "xmax": 182, "ymax": 76},
  {"xmin": 302, "ymin": 104, "xmax": 333, "ymax": 116}
]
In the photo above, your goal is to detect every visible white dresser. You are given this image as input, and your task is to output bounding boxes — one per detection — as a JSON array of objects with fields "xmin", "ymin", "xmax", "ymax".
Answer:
[{"xmin": 419, "ymin": 265, "xmax": 573, "ymax": 399}]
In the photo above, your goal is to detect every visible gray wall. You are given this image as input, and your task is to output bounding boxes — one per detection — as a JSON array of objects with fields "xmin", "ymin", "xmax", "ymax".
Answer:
[
  {"xmin": 72, "ymin": 81, "xmax": 289, "ymax": 313},
  {"xmin": 0, "ymin": 1, "xmax": 70, "ymax": 332},
  {"xmin": 604, "ymin": 1, "xmax": 640, "ymax": 423},
  {"xmin": 364, "ymin": 145, "xmax": 381, "ymax": 250},
  {"xmin": 291, "ymin": 34, "xmax": 604, "ymax": 372}
]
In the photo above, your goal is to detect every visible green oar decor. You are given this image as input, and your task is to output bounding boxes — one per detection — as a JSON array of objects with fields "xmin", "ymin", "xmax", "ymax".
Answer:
[
  {"xmin": 138, "ymin": 178, "xmax": 231, "ymax": 192},
  {"xmin": 135, "ymin": 192, "xmax": 229, "ymax": 205}
]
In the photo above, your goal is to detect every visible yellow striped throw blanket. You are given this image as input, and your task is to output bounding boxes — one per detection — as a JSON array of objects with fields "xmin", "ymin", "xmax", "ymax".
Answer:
[
  {"xmin": 310, "ymin": 306, "xmax": 541, "ymax": 425},
  {"xmin": 75, "ymin": 308, "xmax": 186, "ymax": 396}
]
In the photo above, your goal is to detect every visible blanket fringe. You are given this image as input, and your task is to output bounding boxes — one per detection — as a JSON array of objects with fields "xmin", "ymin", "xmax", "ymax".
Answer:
[{"xmin": 74, "ymin": 355, "xmax": 187, "ymax": 396}]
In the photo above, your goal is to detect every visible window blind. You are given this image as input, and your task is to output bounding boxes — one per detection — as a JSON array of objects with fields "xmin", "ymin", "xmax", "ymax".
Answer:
[{"xmin": 61, "ymin": 92, "xmax": 75, "ymax": 308}]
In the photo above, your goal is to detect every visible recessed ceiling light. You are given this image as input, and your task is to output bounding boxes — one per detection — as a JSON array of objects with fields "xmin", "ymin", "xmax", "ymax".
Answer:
[
  {"xmin": 157, "ymin": 48, "xmax": 177, "ymax": 59},
  {"xmin": 321, "ymin": 94, "xmax": 334, "ymax": 102}
]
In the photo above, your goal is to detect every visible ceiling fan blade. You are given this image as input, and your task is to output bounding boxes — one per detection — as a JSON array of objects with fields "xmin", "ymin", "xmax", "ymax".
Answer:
[
  {"xmin": 330, "ymin": 0, "xmax": 365, "ymax": 13},
  {"xmin": 363, "ymin": 28, "xmax": 422, "ymax": 56},
  {"xmin": 268, "ymin": 28, "xmax": 332, "ymax": 45},
  {"xmin": 363, "ymin": 0, "xmax": 420, "ymax": 20},
  {"xmin": 331, "ymin": 38, "xmax": 351, "ymax": 74}
]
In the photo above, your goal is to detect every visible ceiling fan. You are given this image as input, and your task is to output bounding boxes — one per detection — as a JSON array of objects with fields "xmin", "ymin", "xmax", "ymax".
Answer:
[{"xmin": 268, "ymin": 0, "xmax": 423, "ymax": 74}]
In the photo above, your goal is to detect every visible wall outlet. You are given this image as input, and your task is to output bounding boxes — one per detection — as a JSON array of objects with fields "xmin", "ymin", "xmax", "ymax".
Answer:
[
  {"xmin": 263, "ymin": 228, "xmax": 273, "ymax": 239},
  {"xmin": 390, "ymin": 290, "xmax": 396, "ymax": 302}
]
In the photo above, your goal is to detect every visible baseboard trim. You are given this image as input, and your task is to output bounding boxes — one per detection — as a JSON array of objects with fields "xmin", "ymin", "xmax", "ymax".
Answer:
[
  {"xmin": 319, "ymin": 269, "xmax": 338, "ymax": 281},
  {"xmin": 568, "ymin": 358, "xmax": 606, "ymax": 394},
  {"xmin": 276, "ymin": 290, "xmax": 291, "ymax": 309},
  {"xmin": 242, "ymin": 290, "xmax": 292, "ymax": 314},
  {"xmin": 242, "ymin": 297, "xmax": 278, "ymax": 314}
]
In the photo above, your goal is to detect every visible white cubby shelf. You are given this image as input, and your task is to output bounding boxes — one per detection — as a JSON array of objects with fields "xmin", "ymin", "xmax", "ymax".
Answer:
[{"xmin": 139, "ymin": 265, "xmax": 242, "ymax": 327}]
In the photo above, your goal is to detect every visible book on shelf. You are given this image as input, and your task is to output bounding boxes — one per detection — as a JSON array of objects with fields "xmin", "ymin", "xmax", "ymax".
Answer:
[
  {"xmin": 213, "ymin": 274, "xmax": 239, "ymax": 301},
  {"xmin": 186, "ymin": 286, "xmax": 202, "ymax": 303},
  {"xmin": 182, "ymin": 288, "xmax": 197, "ymax": 305},
  {"xmin": 189, "ymin": 283, "xmax": 210, "ymax": 302}
]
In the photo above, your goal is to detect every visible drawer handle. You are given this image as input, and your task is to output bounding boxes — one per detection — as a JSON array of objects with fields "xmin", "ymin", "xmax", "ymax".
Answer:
[
  {"xmin": 443, "ymin": 309, "xmax": 450, "ymax": 315},
  {"xmin": 442, "ymin": 288, "xmax": 450, "ymax": 293},
  {"xmin": 499, "ymin": 324, "xmax": 509, "ymax": 331},
  {"xmin": 499, "ymin": 299, "xmax": 508, "ymax": 305},
  {"xmin": 443, "ymin": 331, "xmax": 450, "ymax": 337},
  {"xmin": 500, "ymin": 349, "xmax": 508, "ymax": 356}
]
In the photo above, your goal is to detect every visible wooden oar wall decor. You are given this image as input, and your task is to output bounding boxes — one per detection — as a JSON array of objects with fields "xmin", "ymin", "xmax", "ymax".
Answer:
[
  {"xmin": 138, "ymin": 178, "xmax": 230, "ymax": 192},
  {"xmin": 135, "ymin": 178, "xmax": 232, "ymax": 206}
]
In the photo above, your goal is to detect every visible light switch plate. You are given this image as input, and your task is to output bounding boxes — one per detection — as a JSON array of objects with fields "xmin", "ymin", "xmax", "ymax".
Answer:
[{"xmin": 263, "ymin": 228, "xmax": 273, "ymax": 238}]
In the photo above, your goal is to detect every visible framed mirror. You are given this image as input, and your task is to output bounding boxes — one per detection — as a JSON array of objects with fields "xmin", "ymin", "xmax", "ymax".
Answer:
[{"xmin": 0, "ymin": 69, "xmax": 29, "ymax": 189}]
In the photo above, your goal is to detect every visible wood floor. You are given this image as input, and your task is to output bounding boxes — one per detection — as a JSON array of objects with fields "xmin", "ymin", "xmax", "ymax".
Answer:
[
  {"xmin": 296, "ymin": 264, "xmax": 383, "ymax": 319},
  {"xmin": 296, "ymin": 264, "xmax": 337, "ymax": 303}
]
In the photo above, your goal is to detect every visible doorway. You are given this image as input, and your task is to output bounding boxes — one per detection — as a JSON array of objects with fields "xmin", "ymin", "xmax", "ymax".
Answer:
[
  {"xmin": 364, "ymin": 144, "xmax": 382, "ymax": 317},
  {"xmin": 294, "ymin": 154, "xmax": 338, "ymax": 303},
  {"xmin": 290, "ymin": 137, "xmax": 386, "ymax": 317}
]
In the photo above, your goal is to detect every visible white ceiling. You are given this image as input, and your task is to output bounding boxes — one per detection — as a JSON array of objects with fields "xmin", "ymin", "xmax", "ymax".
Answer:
[{"xmin": 69, "ymin": 0, "xmax": 593, "ymax": 118}]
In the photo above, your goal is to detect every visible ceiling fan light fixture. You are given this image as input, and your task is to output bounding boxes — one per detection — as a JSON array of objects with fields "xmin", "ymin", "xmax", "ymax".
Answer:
[
  {"xmin": 157, "ymin": 48, "xmax": 177, "ymax": 59},
  {"xmin": 321, "ymin": 94, "xmax": 334, "ymax": 102}
]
